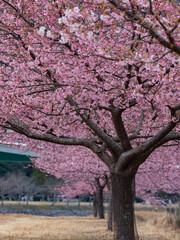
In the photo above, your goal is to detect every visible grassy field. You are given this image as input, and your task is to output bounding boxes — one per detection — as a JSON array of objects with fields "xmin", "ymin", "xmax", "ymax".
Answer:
[
  {"xmin": 0, "ymin": 200, "xmax": 168, "ymax": 211},
  {"xmin": 0, "ymin": 211, "xmax": 179, "ymax": 240},
  {"xmin": 1, "ymin": 200, "xmax": 92, "ymax": 209}
]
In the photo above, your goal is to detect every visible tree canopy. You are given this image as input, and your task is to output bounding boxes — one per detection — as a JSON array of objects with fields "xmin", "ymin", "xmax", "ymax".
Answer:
[{"xmin": 0, "ymin": 0, "xmax": 179, "ymax": 175}]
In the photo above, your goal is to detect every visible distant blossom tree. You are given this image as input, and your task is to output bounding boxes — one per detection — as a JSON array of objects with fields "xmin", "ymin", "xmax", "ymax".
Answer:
[
  {"xmin": 33, "ymin": 144, "xmax": 109, "ymax": 218},
  {"xmin": 0, "ymin": 0, "xmax": 180, "ymax": 239},
  {"xmin": 136, "ymin": 145, "xmax": 180, "ymax": 204}
]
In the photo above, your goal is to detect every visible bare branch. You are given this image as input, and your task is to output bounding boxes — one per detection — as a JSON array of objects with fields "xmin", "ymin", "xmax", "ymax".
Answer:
[
  {"xmin": 129, "ymin": 111, "xmax": 144, "ymax": 139},
  {"xmin": 148, "ymin": 0, "xmax": 154, "ymax": 14},
  {"xmin": 17, "ymin": 83, "xmax": 70, "ymax": 89},
  {"xmin": 115, "ymin": 118, "xmax": 179, "ymax": 173},
  {"xmin": 0, "ymin": 119, "xmax": 113, "ymax": 167},
  {"xmin": 94, "ymin": 105, "xmax": 112, "ymax": 112},
  {"xmin": 129, "ymin": 135, "xmax": 154, "ymax": 140},
  {"xmin": 166, "ymin": 103, "xmax": 180, "ymax": 119},
  {"xmin": 132, "ymin": 131, "xmax": 180, "ymax": 170},
  {"xmin": 67, "ymin": 96, "xmax": 122, "ymax": 157},
  {"xmin": 167, "ymin": 20, "xmax": 180, "ymax": 34},
  {"xmin": 111, "ymin": 107, "xmax": 132, "ymax": 151}
]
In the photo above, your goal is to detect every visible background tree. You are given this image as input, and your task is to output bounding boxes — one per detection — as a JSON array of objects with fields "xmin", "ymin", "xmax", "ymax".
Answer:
[
  {"xmin": 0, "ymin": 176, "xmax": 11, "ymax": 205},
  {"xmin": 33, "ymin": 143, "xmax": 109, "ymax": 216},
  {"xmin": 0, "ymin": 162, "xmax": 33, "ymax": 177},
  {"xmin": 24, "ymin": 177, "xmax": 41, "ymax": 205},
  {"xmin": 0, "ymin": 172, "xmax": 54, "ymax": 204},
  {"xmin": 6, "ymin": 172, "xmax": 31, "ymax": 205},
  {"xmin": 136, "ymin": 145, "xmax": 180, "ymax": 204}
]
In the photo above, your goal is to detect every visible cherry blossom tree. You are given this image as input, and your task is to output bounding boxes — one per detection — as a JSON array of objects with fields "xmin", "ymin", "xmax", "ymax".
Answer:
[
  {"xmin": 57, "ymin": 174, "xmax": 108, "ymax": 218},
  {"xmin": 33, "ymin": 143, "xmax": 109, "ymax": 218},
  {"xmin": 136, "ymin": 145, "xmax": 180, "ymax": 204},
  {"xmin": 0, "ymin": 0, "xmax": 180, "ymax": 239}
]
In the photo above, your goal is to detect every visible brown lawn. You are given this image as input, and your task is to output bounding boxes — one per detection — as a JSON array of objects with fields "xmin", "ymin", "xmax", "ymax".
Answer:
[{"xmin": 0, "ymin": 211, "xmax": 179, "ymax": 240}]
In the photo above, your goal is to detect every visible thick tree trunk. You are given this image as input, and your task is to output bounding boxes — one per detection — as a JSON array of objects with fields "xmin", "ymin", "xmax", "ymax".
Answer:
[
  {"xmin": 93, "ymin": 192, "xmax": 98, "ymax": 217},
  {"xmin": 97, "ymin": 186, "xmax": 104, "ymax": 219},
  {"xmin": 111, "ymin": 174, "xmax": 136, "ymax": 240},
  {"xmin": 108, "ymin": 183, "xmax": 113, "ymax": 231}
]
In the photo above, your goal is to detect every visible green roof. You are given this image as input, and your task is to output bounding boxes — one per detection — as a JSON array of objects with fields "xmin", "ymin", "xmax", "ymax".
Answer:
[{"xmin": 0, "ymin": 144, "xmax": 36, "ymax": 162}]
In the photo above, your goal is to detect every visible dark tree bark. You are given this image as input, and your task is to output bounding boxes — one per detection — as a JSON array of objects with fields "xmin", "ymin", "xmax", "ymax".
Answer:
[
  {"xmin": 18, "ymin": 195, "xmax": 21, "ymax": 206},
  {"xmin": 78, "ymin": 197, "xmax": 81, "ymax": 207},
  {"xmin": 95, "ymin": 175, "xmax": 108, "ymax": 219},
  {"xmin": 106, "ymin": 176, "xmax": 113, "ymax": 231},
  {"xmin": 107, "ymin": 182, "xmax": 113, "ymax": 231},
  {"xmin": 97, "ymin": 185, "xmax": 104, "ymax": 219},
  {"xmin": 111, "ymin": 174, "xmax": 136, "ymax": 240},
  {"xmin": 93, "ymin": 192, "xmax": 98, "ymax": 217}
]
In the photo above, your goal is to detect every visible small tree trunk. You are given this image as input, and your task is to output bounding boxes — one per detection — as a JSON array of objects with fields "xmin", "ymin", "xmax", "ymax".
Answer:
[
  {"xmin": 97, "ymin": 186, "xmax": 104, "ymax": 219},
  {"xmin": 78, "ymin": 197, "xmax": 81, "ymax": 207},
  {"xmin": 93, "ymin": 192, "xmax": 98, "ymax": 217},
  {"xmin": 89, "ymin": 196, "xmax": 92, "ymax": 206},
  {"xmin": 18, "ymin": 195, "xmax": 21, "ymax": 206},
  {"xmin": 111, "ymin": 174, "xmax": 136, "ymax": 240},
  {"xmin": 42, "ymin": 194, "xmax": 45, "ymax": 201},
  {"xmin": 175, "ymin": 202, "xmax": 180, "ymax": 228},
  {"xmin": 47, "ymin": 195, "xmax": 50, "ymax": 202},
  {"xmin": 168, "ymin": 200, "xmax": 173, "ymax": 224},
  {"xmin": 108, "ymin": 183, "xmax": 113, "ymax": 231}
]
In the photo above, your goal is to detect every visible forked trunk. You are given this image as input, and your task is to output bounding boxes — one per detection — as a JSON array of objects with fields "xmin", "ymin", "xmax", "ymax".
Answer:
[{"xmin": 111, "ymin": 174, "xmax": 136, "ymax": 240}]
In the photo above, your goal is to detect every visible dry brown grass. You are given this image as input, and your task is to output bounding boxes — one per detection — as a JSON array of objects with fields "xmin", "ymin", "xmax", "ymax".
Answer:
[
  {"xmin": 0, "ymin": 211, "xmax": 179, "ymax": 240},
  {"xmin": 136, "ymin": 211, "xmax": 180, "ymax": 240},
  {"xmin": 0, "ymin": 214, "xmax": 113, "ymax": 240}
]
